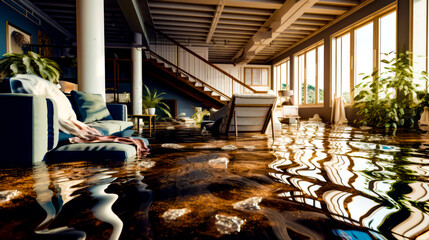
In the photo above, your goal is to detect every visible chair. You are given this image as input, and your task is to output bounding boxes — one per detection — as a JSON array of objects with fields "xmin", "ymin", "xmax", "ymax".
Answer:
[{"xmin": 218, "ymin": 93, "xmax": 277, "ymax": 139}]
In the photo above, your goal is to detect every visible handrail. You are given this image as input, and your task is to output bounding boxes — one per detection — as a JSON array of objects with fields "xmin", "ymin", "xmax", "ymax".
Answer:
[
  {"xmin": 147, "ymin": 25, "xmax": 262, "ymax": 94},
  {"xmin": 146, "ymin": 49, "xmax": 231, "ymax": 101}
]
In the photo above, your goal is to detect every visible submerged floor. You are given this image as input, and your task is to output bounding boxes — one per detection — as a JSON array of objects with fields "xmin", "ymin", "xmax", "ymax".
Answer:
[{"xmin": 1, "ymin": 122, "xmax": 429, "ymax": 239}]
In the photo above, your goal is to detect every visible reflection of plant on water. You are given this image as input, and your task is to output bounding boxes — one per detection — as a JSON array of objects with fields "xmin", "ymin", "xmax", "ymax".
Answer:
[{"xmin": 269, "ymin": 123, "xmax": 429, "ymax": 239}]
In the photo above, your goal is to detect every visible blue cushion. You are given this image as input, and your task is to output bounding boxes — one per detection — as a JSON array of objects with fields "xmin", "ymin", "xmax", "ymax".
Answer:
[
  {"xmin": 70, "ymin": 90, "xmax": 113, "ymax": 123},
  {"xmin": 45, "ymin": 142, "xmax": 137, "ymax": 163},
  {"xmin": 87, "ymin": 120, "xmax": 133, "ymax": 136}
]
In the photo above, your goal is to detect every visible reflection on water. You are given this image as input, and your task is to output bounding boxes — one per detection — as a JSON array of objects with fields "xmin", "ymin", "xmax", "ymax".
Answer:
[
  {"xmin": 271, "ymin": 122, "xmax": 429, "ymax": 240},
  {"xmin": 1, "ymin": 122, "xmax": 429, "ymax": 239}
]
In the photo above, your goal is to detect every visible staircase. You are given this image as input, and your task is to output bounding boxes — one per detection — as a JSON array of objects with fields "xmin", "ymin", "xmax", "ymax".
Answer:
[
  {"xmin": 144, "ymin": 26, "xmax": 262, "ymax": 108},
  {"xmin": 143, "ymin": 52, "xmax": 228, "ymax": 108}
]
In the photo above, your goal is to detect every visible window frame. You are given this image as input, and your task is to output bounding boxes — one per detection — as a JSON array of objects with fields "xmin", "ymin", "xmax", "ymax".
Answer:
[
  {"xmin": 411, "ymin": 0, "xmax": 429, "ymax": 91},
  {"xmin": 244, "ymin": 67, "xmax": 270, "ymax": 86},
  {"xmin": 273, "ymin": 58, "xmax": 290, "ymax": 91},
  {"xmin": 293, "ymin": 41, "xmax": 324, "ymax": 107},
  {"xmin": 331, "ymin": 7, "xmax": 397, "ymax": 105}
]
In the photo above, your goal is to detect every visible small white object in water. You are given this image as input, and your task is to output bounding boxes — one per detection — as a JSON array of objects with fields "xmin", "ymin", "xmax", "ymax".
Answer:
[
  {"xmin": 233, "ymin": 197, "xmax": 262, "ymax": 211},
  {"xmin": 244, "ymin": 146, "xmax": 255, "ymax": 151},
  {"xmin": 162, "ymin": 208, "xmax": 191, "ymax": 222},
  {"xmin": 161, "ymin": 143, "xmax": 185, "ymax": 149},
  {"xmin": 309, "ymin": 114, "xmax": 322, "ymax": 121},
  {"xmin": 0, "ymin": 190, "xmax": 20, "ymax": 205},
  {"xmin": 138, "ymin": 160, "xmax": 156, "ymax": 169},
  {"xmin": 221, "ymin": 145, "xmax": 238, "ymax": 151},
  {"xmin": 167, "ymin": 126, "xmax": 175, "ymax": 130},
  {"xmin": 215, "ymin": 214, "xmax": 245, "ymax": 234},
  {"xmin": 208, "ymin": 157, "xmax": 229, "ymax": 168},
  {"xmin": 194, "ymin": 145, "xmax": 216, "ymax": 149}
]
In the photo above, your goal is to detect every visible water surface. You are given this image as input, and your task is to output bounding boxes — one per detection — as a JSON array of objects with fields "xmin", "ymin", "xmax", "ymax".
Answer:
[{"xmin": 1, "ymin": 122, "xmax": 429, "ymax": 239}]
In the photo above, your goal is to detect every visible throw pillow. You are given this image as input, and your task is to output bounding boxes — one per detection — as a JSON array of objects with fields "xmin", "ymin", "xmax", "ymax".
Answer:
[{"xmin": 70, "ymin": 90, "xmax": 113, "ymax": 123}]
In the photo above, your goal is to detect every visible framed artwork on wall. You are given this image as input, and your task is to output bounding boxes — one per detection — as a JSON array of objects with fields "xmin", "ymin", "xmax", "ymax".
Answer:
[
  {"xmin": 6, "ymin": 21, "xmax": 32, "ymax": 54},
  {"xmin": 38, "ymin": 30, "xmax": 52, "ymax": 57}
]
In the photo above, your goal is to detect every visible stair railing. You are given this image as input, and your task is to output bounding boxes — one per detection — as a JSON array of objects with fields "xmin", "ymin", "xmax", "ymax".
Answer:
[
  {"xmin": 146, "ymin": 25, "xmax": 262, "ymax": 99},
  {"xmin": 145, "ymin": 49, "xmax": 231, "ymax": 102}
]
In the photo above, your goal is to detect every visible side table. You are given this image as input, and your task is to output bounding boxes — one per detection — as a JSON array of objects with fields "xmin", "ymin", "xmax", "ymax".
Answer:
[{"xmin": 130, "ymin": 114, "xmax": 156, "ymax": 134}]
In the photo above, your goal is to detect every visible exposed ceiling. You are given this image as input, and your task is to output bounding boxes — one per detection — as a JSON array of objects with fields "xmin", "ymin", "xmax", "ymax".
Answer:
[
  {"xmin": 147, "ymin": 0, "xmax": 366, "ymax": 64},
  {"xmin": 28, "ymin": 0, "xmax": 367, "ymax": 64},
  {"xmin": 30, "ymin": 0, "xmax": 134, "ymax": 45}
]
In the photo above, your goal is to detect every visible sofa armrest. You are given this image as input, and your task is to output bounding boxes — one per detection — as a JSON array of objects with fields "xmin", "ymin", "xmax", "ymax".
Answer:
[
  {"xmin": 107, "ymin": 103, "xmax": 128, "ymax": 121},
  {"xmin": 0, "ymin": 94, "xmax": 52, "ymax": 167}
]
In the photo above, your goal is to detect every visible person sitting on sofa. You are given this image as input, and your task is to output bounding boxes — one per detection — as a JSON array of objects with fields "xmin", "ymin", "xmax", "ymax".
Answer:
[{"xmin": 9, "ymin": 74, "xmax": 149, "ymax": 156}]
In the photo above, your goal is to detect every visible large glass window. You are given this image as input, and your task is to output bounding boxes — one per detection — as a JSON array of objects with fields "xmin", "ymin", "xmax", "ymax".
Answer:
[
  {"xmin": 244, "ymin": 67, "xmax": 269, "ymax": 86},
  {"xmin": 274, "ymin": 59, "xmax": 290, "ymax": 91},
  {"xmin": 332, "ymin": 10, "xmax": 396, "ymax": 104},
  {"xmin": 294, "ymin": 42, "xmax": 324, "ymax": 105},
  {"xmin": 413, "ymin": 0, "xmax": 429, "ymax": 91}
]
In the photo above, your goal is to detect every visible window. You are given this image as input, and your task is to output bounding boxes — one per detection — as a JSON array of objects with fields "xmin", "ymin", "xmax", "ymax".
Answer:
[
  {"xmin": 413, "ymin": 0, "xmax": 429, "ymax": 91},
  {"xmin": 244, "ymin": 67, "xmax": 269, "ymax": 86},
  {"xmin": 294, "ymin": 43, "xmax": 324, "ymax": 105},
  {"xmin": 332, "ymin": 10, "xmax": 397, "ymax": 104},
  {"xmin": 274, "ymin": 59, "xmax": 290, "ymax": 91}
]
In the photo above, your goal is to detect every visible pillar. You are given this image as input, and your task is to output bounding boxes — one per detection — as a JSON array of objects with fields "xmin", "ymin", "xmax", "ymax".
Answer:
[
  {"xmin": 132, "ymin": 33, "xmax": 143, "ymax": 115},
  {"xmin": 76, "ymin": 0, "xmax": 106, "ymax": 97}
]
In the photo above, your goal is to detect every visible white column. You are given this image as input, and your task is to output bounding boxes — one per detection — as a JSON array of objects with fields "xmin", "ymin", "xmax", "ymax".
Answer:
[
  {"xmin": 132, "ymin": 33, "xmax": 143, "ymax": 115},
  {"xmin": 76, "ymin": 0, "xmax": 105, "ymax": 97}
]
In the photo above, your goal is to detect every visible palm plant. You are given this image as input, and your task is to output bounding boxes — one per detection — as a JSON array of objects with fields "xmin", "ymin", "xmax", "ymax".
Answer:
[
  {"xmin": 0, "ymin": 51, "xmax": 61, "ymax": 84},
  {"xmin": 143, "ymin": 84, "xmax": 172, "ymax": 117}
]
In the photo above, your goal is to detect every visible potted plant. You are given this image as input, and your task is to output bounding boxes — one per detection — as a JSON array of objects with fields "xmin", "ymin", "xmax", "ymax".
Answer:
[
  {"xmin": 143, "ymin": 84, "xmax": 172, "ymax": 117},
  {"xmin": 0, "ymin": 51, "xmax": 61, "ymax": 84},
  {"xmin": 353, "ymin": 51, "xmax": 428, "ymax": 129}
]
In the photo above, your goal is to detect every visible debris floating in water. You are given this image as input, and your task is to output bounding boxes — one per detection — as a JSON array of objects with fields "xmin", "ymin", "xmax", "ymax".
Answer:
[
  {"xmin": 221, "ymin": 145, "xmax": 238, "ymax": 151},
  {"xmin": 194, "ymin": 145, "xmax": 216, "ymax": 149},
  {"xmin": 233, "ymin": 197, "xmax": 262, "ymax": 211},
  {"xmin": 138, "ymin": 160, "xmax": 156, "ymax": 169},
  {"xmin": 215, "ymin": 214, "xmax": 245, "ymax": 234},
  {"xmin": 208, "ymin": 157, "xmax": 229, "ymax": 168},
  {"xmin": 244, "ymin": 146, "xmax": 255, "ymax": 151},
  {"xmin": 0, "ymin": 190, "xmax": 21, "ymax": 205},
  {"xmin": 162, "ymin": 143, "xmax": 185, "ymax": 149},
  {"xmin": 162, "ymin": 208, "xmax": 191, "ymax": 222},
  {"xmin": 167, "ymin": 126, "xmax": 175, "ymax": 130}
]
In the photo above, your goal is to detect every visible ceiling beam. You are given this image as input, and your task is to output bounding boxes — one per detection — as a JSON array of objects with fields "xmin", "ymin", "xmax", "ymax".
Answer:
[
  {"xmin": 307, "ymin": 4, "xmax": 349, "ymax": 15},
  {"xmin": 152, "ymin": 15, "xmax": 212, "ymax": 23},
  {"xmin": 117, "ymin": 0, "xmax": 149, "ymax": 45},
  {"xmin": 155, "ymin": 20, "xmax": 210, "ymax": 28},
  {"xmin": 222, "ymin": 6, "xmax": 274, "ymax": 15},
  {"xmin": 206, "ymin": 0, "xmax": 225, "ymax": 43},
  {"xmin": 150, "ymin": 9, "xmax": 213, "ymax": 17},
  {"xmin": 232, "ymin": 0, "xmax": 318, "ymax": 65},
  {"xmin": 15, "ymin": 0, "xmax": 74, "ymax": 39},
  {"xmin": 317, "ymin": 0, "xmax": 360, "ymax": 6},
  {"xmin": 148, "ymin": 2, "xmax": 214, "ymax": 11}
]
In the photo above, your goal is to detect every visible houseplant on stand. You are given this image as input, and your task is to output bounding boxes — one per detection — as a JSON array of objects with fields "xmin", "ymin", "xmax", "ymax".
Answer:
[
  {"xmin": 143, "ymin": 84, "xmax": 172, "ymax": 117},
  {"xmin": 0, "ymin": 51, "xmax": 61, "ymax": 84}
]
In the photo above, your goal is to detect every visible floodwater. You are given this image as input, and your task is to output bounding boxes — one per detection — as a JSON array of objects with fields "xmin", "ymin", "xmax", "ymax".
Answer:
[{"xmin": 1, "ymin": 122, "xmax": 429, "ymax": 239}]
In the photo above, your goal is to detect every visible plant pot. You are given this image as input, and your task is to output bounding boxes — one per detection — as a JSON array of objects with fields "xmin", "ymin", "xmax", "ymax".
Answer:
[{"xmin": 148, "ymin": 108, "xmax": 156, "ymax": 115}]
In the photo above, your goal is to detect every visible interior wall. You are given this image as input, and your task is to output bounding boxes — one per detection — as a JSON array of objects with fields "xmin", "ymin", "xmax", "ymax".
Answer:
[
  {"xmin": 216, "ymin": 63, "xmax": 271, "ymax": 92},
  {"xmin": 0, "ymin": 0, "xmax": 70, "ymax": 56},
  {"xmin": 270, "ymin": 0, "xmax": 399, "ymax": 122}
]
